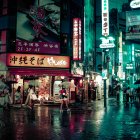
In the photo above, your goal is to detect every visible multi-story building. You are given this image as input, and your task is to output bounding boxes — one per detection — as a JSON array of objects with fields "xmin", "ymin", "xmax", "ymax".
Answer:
[
  {"xmin": 95, "ymin": 0, "xmax": 140, "ymax": 92},
  {"xmin": 0, "ymin": 0, "xmax": 84, "ymax": 104}
]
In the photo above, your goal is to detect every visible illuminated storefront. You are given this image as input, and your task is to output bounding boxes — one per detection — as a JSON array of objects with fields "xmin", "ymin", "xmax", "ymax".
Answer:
[
  {"xmin": 8, "ymin": 0, "xmax": 70, "ymax": 104},
  {"xmin": 0, "ymin": 0, "xmax": 84, "ymax": 105},
  {"xmin": 5, "ymin": 53, "xmax": 71, "ymax": 104}
]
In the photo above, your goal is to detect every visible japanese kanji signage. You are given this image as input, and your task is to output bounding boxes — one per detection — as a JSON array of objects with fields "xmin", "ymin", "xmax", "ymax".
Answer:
[
  {"xmin": 16, "ymin": 40, "xmax": 60, "ymax": 54},
  {"xmin": 102, "ymin": 0, "xmax": 109, "ymax": 36},
  {"xmin": 73, "ymin": 18, "xmax": 82, "ymax": 60},
  {"xmin": 7, "ymin": 53, "xmax": 70, "ymax": 68}
]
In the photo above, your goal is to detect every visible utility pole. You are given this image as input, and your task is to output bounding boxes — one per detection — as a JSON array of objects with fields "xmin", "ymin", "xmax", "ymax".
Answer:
[{"xmin": 103, "ymin": 79, "xmax": 107, "ymax": 107}]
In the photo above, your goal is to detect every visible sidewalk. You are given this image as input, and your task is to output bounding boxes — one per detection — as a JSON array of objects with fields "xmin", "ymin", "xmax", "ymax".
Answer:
[
  {"xmin": 1, "ymin": 97, "xmax": 140, "ymax": 140},
  {"xmin": 10, "ymin": 98, "xmax": 112, "ymax": 110},
  {"xmin": 8, "ymin": 96, "xmax": 140, "ymax": 111}
]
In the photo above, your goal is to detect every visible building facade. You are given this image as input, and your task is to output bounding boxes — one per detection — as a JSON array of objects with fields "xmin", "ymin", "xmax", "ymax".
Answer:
[{"xmin": 0, "ymin": 0, "xmax": 85, "ymax": 104}]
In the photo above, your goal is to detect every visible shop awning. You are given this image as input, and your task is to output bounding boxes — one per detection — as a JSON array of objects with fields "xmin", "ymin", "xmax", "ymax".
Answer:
[{"xmin": 8, "ymin": 67, "xmax": 72, "ymax": 76}]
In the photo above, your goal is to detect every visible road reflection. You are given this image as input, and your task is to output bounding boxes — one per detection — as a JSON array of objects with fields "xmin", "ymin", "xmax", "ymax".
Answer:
[{"xmin": 1, "ymin": 102, "xmax": 139, "ymax": 140}]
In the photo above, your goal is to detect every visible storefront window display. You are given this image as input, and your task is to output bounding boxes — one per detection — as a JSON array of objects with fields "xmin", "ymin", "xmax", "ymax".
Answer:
[
  {"xmin": 23, "ymin": 76, "xmax": 51, "ymax": 104},
  {"xmin": 13, "ymin": 76, "xmax": 23, "ymax": 104},
  {"xmin": 11, "ymin": 75, "xmax": 51, "ymax": 104},
  {"xmin": 10, "ymin": 75, "xmax": 73, "ymax": 104},
  {"xmin": 38, "ymin": 76, "xmax": 51, "ymax": 104},
  {"xmin": 53, "ymin": 77, "xmax": 74, "ymax": 103},
  {"xmin": 53, "ymin": 80, "xmax": 62, "ymax": 102}
]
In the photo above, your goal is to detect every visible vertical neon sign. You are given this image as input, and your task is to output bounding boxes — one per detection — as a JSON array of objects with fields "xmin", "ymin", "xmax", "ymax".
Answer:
[
  {"xmin": 78, "ymin": 19, "xmax": 82, "ymax": 60},
  {"xmin": 102, "ymin": 0, "xmax": 109, "ymax": 36},
  {"xmin": 73, "ymin": 18, "xmax": 82, "ymax": 60}
]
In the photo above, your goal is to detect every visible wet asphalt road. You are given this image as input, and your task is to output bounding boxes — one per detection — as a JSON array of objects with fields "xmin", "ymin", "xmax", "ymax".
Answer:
[{"xmin": 0, "ymin": 98, "xmax": 140, "ymax": 140}]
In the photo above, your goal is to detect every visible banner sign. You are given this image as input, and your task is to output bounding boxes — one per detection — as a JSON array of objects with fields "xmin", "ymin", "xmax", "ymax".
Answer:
[
  {"xmin": 7, "ymin": 53, "xmax": 70, "ymax": 68},
  {"xmin": 16, "ymin": 40, "xmax": 60, "ymax": 54}
]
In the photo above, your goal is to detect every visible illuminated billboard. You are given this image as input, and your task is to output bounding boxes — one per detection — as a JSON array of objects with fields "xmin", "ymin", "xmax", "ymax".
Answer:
[
  {"xmin": 7, "ymin": 53, "xmax": 70, "ymax": 68},
  {"xmin": 126, "ymin": 10, "xmax": 140, "ymax": 40},
  {"xmin": 16, "ymin": 0, "xmax": 60, "ymax": 54}
]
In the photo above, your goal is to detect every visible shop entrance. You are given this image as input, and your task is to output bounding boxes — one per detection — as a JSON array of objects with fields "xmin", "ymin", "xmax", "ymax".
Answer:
[{"xmin": 12, "ymin": 75, "xmax": 51, "ymax": 104}]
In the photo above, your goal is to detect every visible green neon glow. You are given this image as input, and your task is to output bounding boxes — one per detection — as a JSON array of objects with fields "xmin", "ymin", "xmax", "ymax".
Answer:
[{"xmin": 84, "ymin": 0, "xmax": 95, "ymax": 53}]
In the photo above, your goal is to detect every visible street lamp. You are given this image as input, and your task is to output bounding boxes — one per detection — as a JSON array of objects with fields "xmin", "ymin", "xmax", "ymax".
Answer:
[
  {"xmin": 100, "ymin": 36, "xmax": 115, "ymax": 107},
  {"xmin": 102, "ymin": 69, "xmax": 107, "ymax": 107}
]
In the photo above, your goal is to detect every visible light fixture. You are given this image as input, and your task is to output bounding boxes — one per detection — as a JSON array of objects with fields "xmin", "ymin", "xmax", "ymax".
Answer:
[{"xmin": 61, "ymin": 76, "xmax": 65, "ymax": 80}]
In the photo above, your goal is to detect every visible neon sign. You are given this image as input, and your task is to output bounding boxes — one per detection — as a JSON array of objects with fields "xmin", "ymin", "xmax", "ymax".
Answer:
[
  {"xmin": 73, "ymin": 18, "xmax": 82, "ymax": 60},
  {"xmin": 130, "ymin": 0, "xmax": 140, "ymax": 8},
  {"xmin": 99, "ymin": 36, "xmax": 115, "ymax": 48},
  {"xmin": 102, "ymin": 0, "xmax": 109, "ymax": 36}
]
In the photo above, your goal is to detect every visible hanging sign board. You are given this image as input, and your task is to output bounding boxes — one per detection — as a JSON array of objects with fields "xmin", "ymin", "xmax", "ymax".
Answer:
[{"xmin": 99, "ymin": 43, "xmax": 115, "ymax": 48}]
